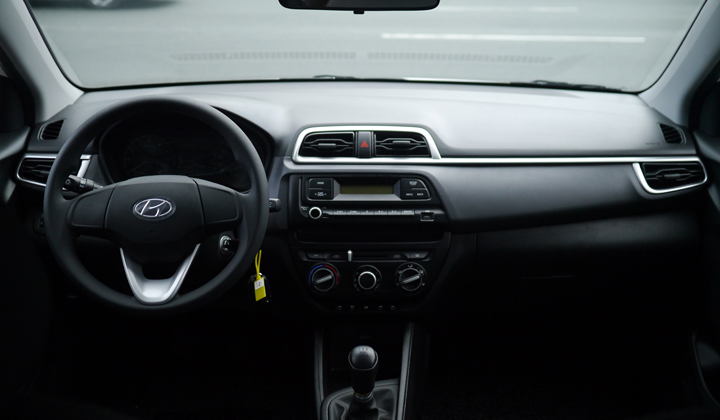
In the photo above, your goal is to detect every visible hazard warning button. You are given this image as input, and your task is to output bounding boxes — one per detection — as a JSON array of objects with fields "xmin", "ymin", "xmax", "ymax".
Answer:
[{"xmin": 357, "ymin": 131, "xmax": 372, "ymax": 158}]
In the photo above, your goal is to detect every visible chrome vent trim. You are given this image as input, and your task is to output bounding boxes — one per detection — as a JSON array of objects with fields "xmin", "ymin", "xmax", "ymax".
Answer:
[
  {"xmin": 374, "ymin": 131, "xmax": 431, "ymax": 157},
  {"xmin": 38, "ymin": 120, "xmax": 65, "ymax": 140},
  {"xmin": 632, "ymin": 159, "xmax": 707, "ymax": 194},
  {"xmin": 299, "ymin": 131, "xmax": 355, "ymax": 157},
  {"xmin": 16, "ymin": 154, "xmax": 92, "ymax": 188},
  {"xmin": 293, "ymin": 126, "xmax": 441, "ymax": 163}
]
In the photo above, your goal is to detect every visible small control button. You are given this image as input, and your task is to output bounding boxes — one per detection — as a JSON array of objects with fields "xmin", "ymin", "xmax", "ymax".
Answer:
[
  {"xmin": 309, "ymin": 178, "xmax": 332, "ymax": 189},
  {"xmin": 420, "ymin": 211, "xmax": 434, "ymax": 221},
  {"xmin": 377, "ymin": 305, "xmax": 384, "ymax": 311},
  {"xmin": 374, "ymin": 210, "xmax": 388, "ymax": 216},
  {"xmin": 389, "ymin": 209, "xmax": 403, "ymax": 216},
  {"xmin": 401, "ymin": 189, "xmax": 429, "ymax": 199},
  {"xmin": 335, "ymin": 209, "xmax": 347, "ymax": 216},
  {"xmin": 348, "ymin": 210, "xmax": 361, "ymax": 216},
  {"xmin": 349, "ymin": 305, "xmax": 356, "ymax": 311},
  {"xmin": 360, "ymin": 209, "xmax": 374, "ymax": 216},
  {"xmin": 336, "ymin": 306, "xmax": 343, "ymax": 311},
  {"xmin": 402, "ymin": 209, "xmax": 414, "ymax": 216},
  {"xmin": 329, "ymin": 252, "xmax": 344, "ymax": 260},
  {"xmin": 401, "ymin": 178, "xmax": 427, "ymax": 190},
  {"xmin": 406, "ymin": 251, "xmax": 429, "ymax": 260},
  {"xmin": 307, "ymin": 251, "xmax": 326, "ymax": 260},
  {"xmin": 309, "ymin": 207, "xmax": 323, "ymax": 219},
  {"xmin": 309, "ymin": 189, "xmax": 332, "ymax": 199}
]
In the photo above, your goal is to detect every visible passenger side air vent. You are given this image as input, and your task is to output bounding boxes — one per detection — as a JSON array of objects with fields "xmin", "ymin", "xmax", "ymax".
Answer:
[
  {"xmin": 39, "ymin": 120, "xmax": 64, "ymax": 140},
  {"xmin": 300, "ymin": 132, "xmax": 355, "ymax": 157},
  {"xmin": 374, "ymin": 131, "xmax": 430, "ymax": 157},
  {"xmin": 637, "ymin": 162, "xmax": 706, "ymax": 193},
  {"xmin": 17, "ymin": 157, "xmax": 54, "ymax": 185},
  {"xmin": 659, "ymin": 124, "xmax": 683, "ymax": 144}
]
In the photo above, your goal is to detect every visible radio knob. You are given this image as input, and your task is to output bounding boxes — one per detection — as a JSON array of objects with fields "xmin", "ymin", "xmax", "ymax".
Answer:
[
  {"xmin": 396, "ymin": 263, "xmax": 426, "ymax": 294},
  {"xmin": 310, "ymin": 264, "xmax": 338, "ymax": 292},
  {"xmin": 309, "ymin": 207, "xmax": 323, "ymax": 219},
  {"xmin": 354, "ymin": 265, "xmax": 381, "ymax": 293}
]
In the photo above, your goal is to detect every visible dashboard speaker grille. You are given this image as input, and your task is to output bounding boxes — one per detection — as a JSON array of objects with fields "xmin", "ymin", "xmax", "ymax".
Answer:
[
  {"xmin": 39, "ymin": 120, "xmax": 64, "ymax": 140},
  {"xmin": 374, "ymin": 131, "xmax": 430, "ymax": 157},
  {"xmin": 17, "ymin": 158, "xmax": 54, "ymax": 184},
  {"xmin": 641, "ymin": 162, "xmax": 704, "ymax": 191},
  {"xmin": 659, "ymin": 124, "xmax": 683, "ymax": 144},
  {"xmin": 300, "ymin": 132, "xmax": 355, "ymax": 157}
]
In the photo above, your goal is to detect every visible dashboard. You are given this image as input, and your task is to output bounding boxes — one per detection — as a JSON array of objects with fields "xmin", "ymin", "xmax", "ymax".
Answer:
[{"xmin": 15, "ymin": 81, "xmax": 708, "ymax": 313}]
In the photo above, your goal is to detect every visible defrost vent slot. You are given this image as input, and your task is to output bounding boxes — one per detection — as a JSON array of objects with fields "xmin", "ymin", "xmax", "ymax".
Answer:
[
  {"xmin": 17, "ymin": 154, "xmax": 92, "ymax": 188},
  {"xmin": 293, "ymin": 125, "xmax": 441, "ymax": 163},
  {"xmin": 38, "ymin": 120, "xmax": 65, "ymax": 141},
  {"xmin": 633, "ymin": 160, "xmax": 707, "ymax": 194}
]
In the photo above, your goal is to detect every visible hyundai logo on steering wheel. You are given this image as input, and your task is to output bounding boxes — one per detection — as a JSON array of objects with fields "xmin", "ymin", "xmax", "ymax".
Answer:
[{"xmin": 133, "ymin": 198, "xmax": 174, "ymax": 219}]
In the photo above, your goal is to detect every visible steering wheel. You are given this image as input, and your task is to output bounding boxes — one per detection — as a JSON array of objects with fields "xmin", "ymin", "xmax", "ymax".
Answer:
[{"xmin": 43, "ymin": 96, "xmax": 269, "ymax": 314}]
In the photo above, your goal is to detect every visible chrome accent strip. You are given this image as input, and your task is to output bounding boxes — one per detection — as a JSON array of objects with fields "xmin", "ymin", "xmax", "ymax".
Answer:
[
  {"xmin": 632, "ymin": 161, "xmax": 708, "ymax": 194},
  {"xmin": 292, "ymin": 125, "xmax": 442, "ymax": 163},
  {"xmin": 121, "ymin": 244, "xmax": 200, "ymax": 305},
  {"xmin": 291, "ymin": 154, "xmax": 705, "ymax": 165},
  {"xmin": 16, "ymin": 153, "xmax": 92, "ymax": 188}
]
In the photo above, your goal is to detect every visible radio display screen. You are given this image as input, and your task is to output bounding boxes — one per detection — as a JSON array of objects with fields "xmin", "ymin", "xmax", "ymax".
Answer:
[{"xmin": 339, "ymin": 184, "xmax": 393, "ymax": 195}]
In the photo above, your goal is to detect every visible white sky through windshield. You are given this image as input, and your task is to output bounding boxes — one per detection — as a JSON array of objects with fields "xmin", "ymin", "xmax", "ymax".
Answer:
[{"xmin": 29, "ymin": 0, "xmax": 705, "ymax": 91}]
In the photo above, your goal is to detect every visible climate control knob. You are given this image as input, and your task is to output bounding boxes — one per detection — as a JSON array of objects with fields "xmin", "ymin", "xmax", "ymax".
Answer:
[
  {"xmin": 309, "ymin": 264, "xmax": 339, "ymax": 292},
  {"xmin": 395, "ymin": 263, "xmax": 426, "ymax": 294},
  {"xmin": 354, "ymin": 265, "xmax": 382, "ymax": 293}
]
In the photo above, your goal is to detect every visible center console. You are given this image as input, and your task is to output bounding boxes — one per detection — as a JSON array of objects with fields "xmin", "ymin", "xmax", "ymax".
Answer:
[{"xmin": 287, "ymin": 174, "xmax": 451, "ymax": 313}]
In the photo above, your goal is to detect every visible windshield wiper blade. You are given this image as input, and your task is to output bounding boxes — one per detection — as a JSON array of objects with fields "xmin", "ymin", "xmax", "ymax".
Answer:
[{"xmin": 509, "ymin": 80, "xmax": 623, "ymax": 93}]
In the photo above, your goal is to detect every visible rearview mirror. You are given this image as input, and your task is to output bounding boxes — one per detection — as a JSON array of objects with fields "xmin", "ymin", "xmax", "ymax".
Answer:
[{"xmin": 279, "ymin": 0, "xmax": 439, "ymax": 12}]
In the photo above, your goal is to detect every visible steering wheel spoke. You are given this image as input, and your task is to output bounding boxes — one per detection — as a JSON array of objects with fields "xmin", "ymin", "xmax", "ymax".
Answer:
[
  {"xmin": 67, "ymin": 186, "xmax": 114, "ymax": 237},
  {"xmin": 121, "ymin": 244, "xmax": 200, "ymax": 305}
]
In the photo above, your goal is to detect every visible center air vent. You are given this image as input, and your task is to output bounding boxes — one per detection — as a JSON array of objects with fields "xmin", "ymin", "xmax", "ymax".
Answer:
[
  {"xmin": 299, "ymin": 132, "xmax": 355, "ymax": 157},
  {"xmin": 39, "ymin": 120, "xmax": 64, "ymax": 140},
  {"xmin": 635, "ymin": 161, "xmax": 706, "ymax": 193},
  {"xmin": 374, "ymin": 131, "xmax": 430, "ymax": 157}
]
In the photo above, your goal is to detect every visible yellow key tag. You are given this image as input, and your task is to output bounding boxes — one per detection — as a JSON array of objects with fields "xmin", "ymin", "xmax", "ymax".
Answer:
[{"xmin": 254, "ymin": 274, "xmax": 267, "ymax": 302}]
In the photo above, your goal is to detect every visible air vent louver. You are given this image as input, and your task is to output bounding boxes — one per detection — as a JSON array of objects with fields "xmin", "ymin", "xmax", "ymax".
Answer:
[
  {"xmin": 659, "ymin": 124, "xmax": 683, "ymax": 144},
  {"xmin": 374, "ymin": 131, "xmax": 430, "ymax": 157},
  {"xmin": 641, "ymin": 162, "xmax": 704, "ymax": 191},
  {"xmin": 17, "ymin": 158, "xmax": 54, "ymax": 185},
  {"xmin": 300, "ymin": 132, "xmax": 355, "ymax": 157},
  {"xmin": 39, "ymin": 120, "xmax": 64, "ymax": 140}
]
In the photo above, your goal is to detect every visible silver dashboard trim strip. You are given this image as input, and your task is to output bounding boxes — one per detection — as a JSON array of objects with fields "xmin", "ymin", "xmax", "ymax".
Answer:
[
  {"xmin": 292, "ymin": 125, "xmax": 442, "ymax": 163},
  {"xmin": 632, "ymin": 161, "xmax": 708, "ymax": 194},
  {"xmin": 292, "ymin": 155, "xmax": 704, "ymax": 165},
  {"xmin": 16, "ymin": 153, "xmax": 92, "ymax": 188}
]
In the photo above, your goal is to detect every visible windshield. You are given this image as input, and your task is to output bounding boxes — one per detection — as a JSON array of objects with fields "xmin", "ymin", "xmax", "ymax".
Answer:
[{"xmin": 28, "ymin": 0, "xmax": 706, "ymax": 91}]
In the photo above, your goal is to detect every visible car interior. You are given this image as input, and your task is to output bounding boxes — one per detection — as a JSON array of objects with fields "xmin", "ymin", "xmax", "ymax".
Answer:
[{"xmin": 3, "ymin": 0, "xmax": 720, "ymax": 419}]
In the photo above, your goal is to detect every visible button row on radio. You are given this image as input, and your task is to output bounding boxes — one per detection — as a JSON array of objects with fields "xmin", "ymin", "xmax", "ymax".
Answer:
[{"xmin": 324, "ymin": 209, "xmax": 415, "ymax": 216}]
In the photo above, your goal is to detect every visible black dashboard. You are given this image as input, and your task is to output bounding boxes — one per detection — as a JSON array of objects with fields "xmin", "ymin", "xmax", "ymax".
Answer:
[{"xmin": 15, "ymin": 81, "xmax": 708, "ymax": 314}]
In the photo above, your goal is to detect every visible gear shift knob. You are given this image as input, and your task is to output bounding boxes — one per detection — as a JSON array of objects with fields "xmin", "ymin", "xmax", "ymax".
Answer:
[{"xmin": 348, "ymin": 345, "xmax": 379, "ymax": 403}]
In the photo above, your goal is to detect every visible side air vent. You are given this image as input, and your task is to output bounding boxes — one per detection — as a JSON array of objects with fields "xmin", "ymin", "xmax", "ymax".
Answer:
[
  {"xmin": 636, "ymin": 162, "xmax": 706, "ymax": 193},
  {"xmin": 300, "ymin": 132, "xmax": 355, "ymax": 157},
  {"xmin": 39, "ymin": 120, "xmax": 64, "ymax": 140},
  {"xmin": 659, "ymin": 124, "xmax": 683, "ymax": 144},
  {"xmin": 17, "ymin": 158, "xmax": 54, "ymax": 184},
  {"xmin": 374, "ymin": 131, "xmax": 430, "ymax": 157},
  {"xmin": 17, "ymin": 154, "xmax": 91, "ymax": 188}
]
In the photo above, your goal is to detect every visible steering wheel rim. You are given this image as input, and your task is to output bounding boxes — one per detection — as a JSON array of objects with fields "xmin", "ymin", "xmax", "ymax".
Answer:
[{"xmin": 43, "ymin": 96, "xmax": 269, "ymax": 314}]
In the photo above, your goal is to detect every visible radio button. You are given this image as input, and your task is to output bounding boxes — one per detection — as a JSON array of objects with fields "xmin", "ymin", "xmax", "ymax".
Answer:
[
  {"xmin": 389, "ymin": 209, "xmax": 404, "ymax": 216},
  {"xmin": 400, "ymin": 188, "xmax": 429, "ymax": 199},
  {"xmin": 309, "ymin": 189, "xmax": 332, "ymax": 199},
  {"xmin": 306, "ymin": 251, "xmax": 326, "ymax": 260},
  {"xmin": 347, "ymin": 209, "xmax": 361, "ymax": 216},
  {"xmin": 402, "ymin": 209, "xmax": 414, "ymax": 216},
  {"xmin": 360, "ymin": 209, "xmax": 374, "ymax": 216},
  {"xmin": 334, "ymin": 209, "xmax": 347, "ymax": 216},
  {"xmin": 401, "ymin": 178, "xmax": 427, "ymax": 190},
  {"xmin": 308, "ymin": 178, "xmax": 333, "ymax": 189},
  {"xmin": 374, "ymin": 210, "xmax": 388, "ymax": 216}
]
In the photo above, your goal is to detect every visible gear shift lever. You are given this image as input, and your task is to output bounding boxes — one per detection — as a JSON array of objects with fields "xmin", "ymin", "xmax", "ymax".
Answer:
[{"xmin": 348, "ymin": 345, "xmax": 379, "ymax": 404}]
